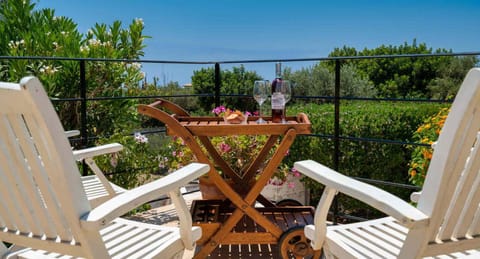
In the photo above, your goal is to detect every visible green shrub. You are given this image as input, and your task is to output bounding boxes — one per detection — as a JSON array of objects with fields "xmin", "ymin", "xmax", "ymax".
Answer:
[
  {"xmin": 93, "ymin": 131, "xmax": 159, "ymax": 189},
  {"xmin": 286, "ymin": 101, "xmax": 447, "ymax": 219}
]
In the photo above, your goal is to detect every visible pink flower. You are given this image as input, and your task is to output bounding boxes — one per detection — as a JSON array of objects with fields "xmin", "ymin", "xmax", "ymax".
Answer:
[
  {"xmin": 291, "ymin": 168, "xmax": 301, "ymax": 177},
  {"xmin": 287, "ymin": 182, "xmax": 296, "ymax": 189},
  {"xmin": 219, "ymin": 143, "xmax": 231, "ymax": 153},
  {"xmin": 245, "ymin": 111, "xmax": 252, "ymax": 116},
  {"xmin": 212, "ymin": 106, "xmax": 226, "ymax": 115},
  {"xmin": 110, "ymin": 153, "xmax": 118, "ymax": 167},
  {"xmin": 172, "ymin": 151, "xmax": 184, "ymax": 158},
  {"xmin": 134, "ymin": 132, "xmax": 148, "ymax": 143},
  {"xmin": 158, "ymin": 161, "xmax": 165, "ymax": 169}
]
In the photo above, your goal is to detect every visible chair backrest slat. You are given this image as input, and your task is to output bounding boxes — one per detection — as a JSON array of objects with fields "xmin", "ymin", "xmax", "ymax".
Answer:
[
  {"xmin": 0, "ymin": 77, "xmax": 96, "ymax": 257},
  {"xmin": 0, "ymin": 114, "xmax": 40, "ymax": 234},
  {"xmin": 412, "ymin": 68, "xmax": 480, "ymax": 254},
  {"xmin": 438, "ymin": 133, "xmax": 480, "ymax": 239},
  {"xmin": 11, "ymin": 112, "xmax": 74, "ymax": 240},
  {"xmin": 469, "ymin": 204, "xmax": 480, "ymax": 234},
  {"xmin": 455, "ymin": 179, "xmax": 480, "ymax": 237}
]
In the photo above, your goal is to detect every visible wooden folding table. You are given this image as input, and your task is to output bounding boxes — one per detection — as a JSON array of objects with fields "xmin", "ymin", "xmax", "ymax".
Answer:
[{"xmin": 138, "ymin": 99, "xmax": 319, "ymax": 258}]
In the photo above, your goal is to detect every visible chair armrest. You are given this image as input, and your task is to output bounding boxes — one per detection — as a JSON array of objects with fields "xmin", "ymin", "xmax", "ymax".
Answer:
[
  {"xmin": 80, "ymin": 163, "xmax": 209, "ymax": 230},
  {"xmin": 73, "ymin": 143, "xmax": 123, "ymax": 161},
  {"xmin": 65, "ymin": 130, "xmax": 80, "ymax": 138},
  {"xmin": 410, "ymin": 191, "xmax": 422, "ymax": 203},
  {"xmin": 294, "ymin": 160, "xmax": 429, "ymax": 228}
]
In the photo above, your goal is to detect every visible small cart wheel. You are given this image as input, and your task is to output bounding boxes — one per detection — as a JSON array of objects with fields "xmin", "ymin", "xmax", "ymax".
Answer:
[
  {"xmin": 276, "ymin": 198, "xmax": 303, "ymax": 206},
  {"xmin": 279, "ymin": 226, "xmax": 322, "ymax": 258}
]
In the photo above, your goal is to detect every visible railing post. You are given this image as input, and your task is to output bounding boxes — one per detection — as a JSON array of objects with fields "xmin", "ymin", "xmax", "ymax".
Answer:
[
  {"xmin": 80, "ymin": 59, "xmax": 88, "ymax": 176},
  {"xmin": 333, "ymin": 59, "xmax": 341, "ymax": 224},
  {"xmin": 214, "ymin": 63, "xmax": 221, "ymax": 107}
]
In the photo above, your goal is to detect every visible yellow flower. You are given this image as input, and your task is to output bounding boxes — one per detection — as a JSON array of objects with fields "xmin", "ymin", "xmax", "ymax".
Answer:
[
  {"xmin": 422, "ymin": 149, "xmax": 432, "ymax": 160},
  {"xmin": 410, "ymin": 169, "xmax": 417, "ymax": 177}
]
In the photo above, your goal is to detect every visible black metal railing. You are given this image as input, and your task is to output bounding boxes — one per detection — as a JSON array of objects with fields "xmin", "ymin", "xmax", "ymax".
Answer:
[{"xmin": 1, "ymin": 51, "xmax": 479, "ymax": 221}]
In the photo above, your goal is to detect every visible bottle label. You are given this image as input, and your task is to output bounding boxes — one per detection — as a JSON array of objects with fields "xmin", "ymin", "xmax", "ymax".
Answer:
[{"xmin": 271, "ymin": 92, "xmax": 285, "ymax": 109}]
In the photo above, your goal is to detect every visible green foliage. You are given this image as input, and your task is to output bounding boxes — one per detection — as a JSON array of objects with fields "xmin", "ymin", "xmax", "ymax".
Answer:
[
  {"xmin": 93, "ymin": 132, "xmax": 158, "ymax": 189},
  {"xmin": 408, "ymin": 107, "xmax": 450, "ymax": 187},
  {"xmin": 0, "ymin": 0, "xmax": 154, "ymax": 188},
  {"xmin": 192, "ymin": 65, "xmax": 262, "ymax": 111},
  {"xmin": 327, "ymin": 40, "xmax": 477, "ymax": 98},
  {"xmin": 285, "ymin": 101, "xmax": 447, "ymax": 217},
  {"xmin": 427, "ymin": 56, "xmax": 478, "ymax": 99},
  {"xmin": 0, "ymin": 0, "xmax": 149, "ymax": 137},
  {"xmin": 284, "ymin": 63, "xmax": 376, "ymax": 101}
]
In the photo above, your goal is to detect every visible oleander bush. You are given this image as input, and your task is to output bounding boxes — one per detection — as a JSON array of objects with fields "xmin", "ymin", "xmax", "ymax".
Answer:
[{"xmin": 285, "ymin": 101, "xmax": 447, "ymax": 219}]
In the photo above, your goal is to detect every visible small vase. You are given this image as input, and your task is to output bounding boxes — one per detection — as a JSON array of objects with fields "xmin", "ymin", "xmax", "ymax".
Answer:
[
  {"xmin": 261, "ymin": 176, "xmax": 307, "ymax": 205},
  {"xmin": 198, "ymin": 176, "xmax": 227, "ymax": 200}
]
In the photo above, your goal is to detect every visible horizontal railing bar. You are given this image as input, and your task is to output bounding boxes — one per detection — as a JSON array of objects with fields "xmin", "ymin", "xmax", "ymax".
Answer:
[
  {"xmin": 340, "ymin": 135, "xmax": 430, "ymax": 146},
  {"xmin": 1, "ymin": 51, "xmax": 478, "ymax": 65},
  {"xmin": 337, "ymin": 212, "xmax": 369, "ymax": 222},
  {"xmin": 0, "ymin": 55, "xmax": 213, "ymax": 64},
  {"xmin": 339, "ymin": 96, "xmax": 453, "ymax": 103},
  {"xmin": 50, "ymin": 93, "xmax": 453, "ymax": 104},
  {"xmin": 86, "ymin": 93, "xmax": 213, "ymax": 101},
  {"xmin": 306, "ymin": 133, "xmax": 431, "ymax": 147},
  {"xmin": 352, "ymin": 176, "xmax": 421, "ymax": 190},
  {"xmin": 214, "ymin": 51, "xmax": 480, "ymax": 64},
  {"xmin": 212, "ymin": 93, "xmax": 454, "ymax": 103},
  {"xmin": 50, "ymin": 94, "xmax": 213, "ymax": 102}
]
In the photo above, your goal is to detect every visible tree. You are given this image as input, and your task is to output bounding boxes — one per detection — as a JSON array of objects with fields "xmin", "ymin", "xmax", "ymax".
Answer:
[
  {"xmin": 0, "ymin": 0, "xmax": 148, "ymax": 138},
  {"xmin": 326, "ymin": 40, "xmax": 477, "ymax": 98},
  {"xmin": 427, "ymin": 56, "xmax": 478, "ymax": 99},
  {"xmin": 192, "ymin": 65, "xmax": 262, "ymax": 112},
  {"xmin": 284, "ymin": 62, "xmax": 375, "ymax": 103},
  {"xmin": 0, "ymin": 0, "xmax": 156, "ymax": 187}
]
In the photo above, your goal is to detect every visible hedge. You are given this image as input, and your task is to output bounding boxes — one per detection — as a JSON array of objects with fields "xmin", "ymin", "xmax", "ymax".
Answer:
[{"xmin": 285, "ymin": 101, "xmax": 448, "ymax": 219}]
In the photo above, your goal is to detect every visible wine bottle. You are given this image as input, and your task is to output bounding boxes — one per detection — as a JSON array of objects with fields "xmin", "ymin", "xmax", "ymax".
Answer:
[{"xmin": 271, "ymin": 62, "xmax": 284, "ymax": 123}]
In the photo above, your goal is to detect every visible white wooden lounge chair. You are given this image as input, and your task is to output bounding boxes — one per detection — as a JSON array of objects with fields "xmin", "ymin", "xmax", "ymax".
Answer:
[
  {"xmin": 294, "ymin": 68, "xmax": 480, "ymax": 258},
  {"xmin": 0, "ymin": 76, "xmax": 209, "ymax": 258}
]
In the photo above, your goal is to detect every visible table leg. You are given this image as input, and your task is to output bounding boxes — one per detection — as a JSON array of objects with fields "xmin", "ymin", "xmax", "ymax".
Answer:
[
  {"xmin": 243, "ymin": 135, "xmax": 279, "ymax": 182},
  {"xmin": 194, "ymin": 129, "xmax": 298, "ymax": 258},
  {"xmin": 198, "ymin": 136, "xmax": 242, "ymax": 183},
  {"xmin": 245, "ymin": 129, "xmax": 297, "ymax": 204}
]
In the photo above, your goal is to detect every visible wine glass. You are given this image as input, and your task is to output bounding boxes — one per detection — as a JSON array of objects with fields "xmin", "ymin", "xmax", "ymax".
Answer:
[
  {"xmin": 253, "ymin": 80, "xmax": 269, "ymax": 124},
  {"xmin": 280, "ymin": 80, "xmax": 291, "ymax": 123}
]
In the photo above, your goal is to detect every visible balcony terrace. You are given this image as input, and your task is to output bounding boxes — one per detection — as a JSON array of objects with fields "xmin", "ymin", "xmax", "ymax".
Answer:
[{"xmin": 1, "ymin": 52, "xmax": 480, "ymax": 258}]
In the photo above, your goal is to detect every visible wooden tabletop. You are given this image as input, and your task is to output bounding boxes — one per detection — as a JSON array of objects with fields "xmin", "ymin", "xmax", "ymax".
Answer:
[{"xmin": 168, "ymin": 113, "xmax": 311, "ymax": 137}]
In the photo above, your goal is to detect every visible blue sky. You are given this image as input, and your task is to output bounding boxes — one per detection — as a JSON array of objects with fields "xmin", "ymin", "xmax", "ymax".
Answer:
[{"xmin": 37, "ymin": 0, "xmax": 480, "ymax": 85}]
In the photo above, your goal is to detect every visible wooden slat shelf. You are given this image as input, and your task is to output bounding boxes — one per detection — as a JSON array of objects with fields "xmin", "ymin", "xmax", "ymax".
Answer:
[
  {"xmin": 191, "ymin": 200, "xmax": 315, "ymax": 248},
  {"xmin": 168, "ymin": 114, "xmax": 311, "ymax": 136}
]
